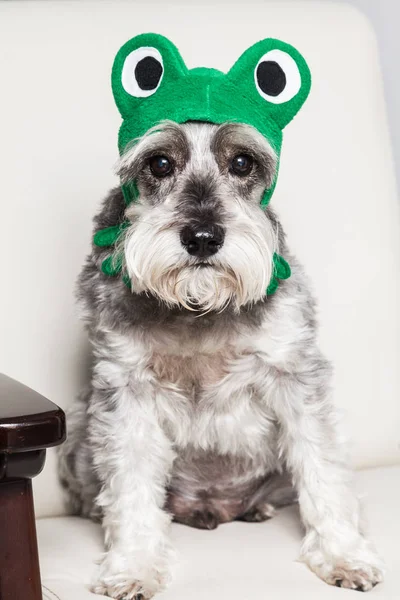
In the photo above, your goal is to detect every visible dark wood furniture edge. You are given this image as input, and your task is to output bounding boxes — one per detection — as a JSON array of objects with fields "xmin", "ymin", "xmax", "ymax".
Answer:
[
  {"xmin": 0, "ymin": 373, "xmax": 66, "ymax": 452},
  {"xmin": 0, "ymin": 373, "xmax": 66, "ymax": 600}
]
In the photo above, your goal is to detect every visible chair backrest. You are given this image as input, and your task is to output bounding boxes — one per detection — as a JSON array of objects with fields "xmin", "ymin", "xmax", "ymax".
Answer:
[{"xmin": 0, "ymin": 1, "xmax": 399, "ymax": 518}]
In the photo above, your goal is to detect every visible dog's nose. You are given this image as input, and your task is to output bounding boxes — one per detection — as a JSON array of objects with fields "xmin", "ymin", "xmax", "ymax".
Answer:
[{"xmin": 180, "ymin": 225, "xmax": 224, "ymax": 258}]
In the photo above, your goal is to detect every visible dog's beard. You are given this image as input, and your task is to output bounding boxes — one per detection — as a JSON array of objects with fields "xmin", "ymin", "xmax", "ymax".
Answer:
[{"xmin": 121, "ymin": 202, "xmax": 276, "ymax": 314}]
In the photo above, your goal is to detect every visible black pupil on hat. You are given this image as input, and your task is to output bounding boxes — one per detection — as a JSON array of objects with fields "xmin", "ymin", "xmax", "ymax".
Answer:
[
  {"xmin": 135, "ymin": 56, "xmax": 163, "ymax": 91},
  {"xmin": 256, "ymin": 60, "xmax": 286, "ymax": 97}
]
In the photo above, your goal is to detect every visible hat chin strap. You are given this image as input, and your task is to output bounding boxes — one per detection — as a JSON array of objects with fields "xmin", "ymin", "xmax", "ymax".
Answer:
[{"xmin": 121, "ymin": 181, "xmax": 140, "ymax": 205}]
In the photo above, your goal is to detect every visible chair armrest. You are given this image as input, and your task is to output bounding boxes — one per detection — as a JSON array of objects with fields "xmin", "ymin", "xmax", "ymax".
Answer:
[
  {"xmin": 0, "ymin": 373, "xmax": 66, "ymax": 453},
  {"xmin": 0, "ymin": 375, "xmax": 66, "ymax": 599},
  {"xmin": 0, "ymin": 373, "xmax": 65, "ymax": 599}
]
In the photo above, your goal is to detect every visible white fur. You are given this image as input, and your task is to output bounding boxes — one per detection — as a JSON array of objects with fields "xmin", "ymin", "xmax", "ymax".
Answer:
[
  {"xmin": 60, "ymin": 122, "xmax": 384, "ymax": 599},
  {"xmin": 121, "ymin": 122, "xmax": 277, "ymax": 313},
  {"xmin": 86, "ymin": 296, "xmax": 383, "ymax": 597}
]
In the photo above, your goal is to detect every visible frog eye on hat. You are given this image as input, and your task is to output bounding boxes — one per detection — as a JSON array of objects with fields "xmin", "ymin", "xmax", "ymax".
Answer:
[
  {"xmin": 226, "ymin": 38, "xmax": 311, "ymax": 130},
  {"xmin": 112, "ymin": 33, "xmax": 188, "ymax": 120},
  {"xmin": 121, "ymin": 47, "xmax": 164, "ymax": 98},
  {"xmin": 255, "ymin": 49, "xmax": 301, "ymax": 104}
]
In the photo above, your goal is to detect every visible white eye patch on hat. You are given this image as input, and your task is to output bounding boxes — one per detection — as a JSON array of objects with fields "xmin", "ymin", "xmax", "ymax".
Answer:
[
  {"xmin": 122, "ymin": 47, "xmax": 164, "ymax": 98},
  {"xmin": 255, "ymin": 49, "xmax": 301, "ymax": 104}
]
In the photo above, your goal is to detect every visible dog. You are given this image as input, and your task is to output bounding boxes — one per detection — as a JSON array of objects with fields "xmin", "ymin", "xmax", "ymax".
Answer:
[{"xmin": 59, "ymin": 119, "xmax": 383, "ymax": 599}]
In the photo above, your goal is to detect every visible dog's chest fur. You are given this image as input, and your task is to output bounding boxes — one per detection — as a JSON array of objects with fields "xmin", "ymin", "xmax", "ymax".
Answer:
[
  {"xmin": 101, "ymin": 312, "xmax": 280, "ymax": 457},
  {"xmin": 150, "ymin": 341, "xmax": 278, "ymax": 451},
  {"xmin": 140, "ymin": 324, "xmax": 282, "ymax": 523},
  {"xmin": 151, "ymin": 342, "xmax": 235, "ymax": 396},
  {"xmin": 100, "ymin": 300, "xmax": 289, "ymax": 465}
]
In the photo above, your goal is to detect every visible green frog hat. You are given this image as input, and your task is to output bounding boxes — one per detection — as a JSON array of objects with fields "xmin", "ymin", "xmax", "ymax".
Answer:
[{"xmin": 95, "ymin": 33, "xmax": 311, "ymax": 295}]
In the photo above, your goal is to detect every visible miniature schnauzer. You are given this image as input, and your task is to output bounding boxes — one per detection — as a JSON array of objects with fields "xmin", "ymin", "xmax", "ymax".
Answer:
[{"xmin": 59, "ymin": 120, "xmax": 383, "ymax": 599}]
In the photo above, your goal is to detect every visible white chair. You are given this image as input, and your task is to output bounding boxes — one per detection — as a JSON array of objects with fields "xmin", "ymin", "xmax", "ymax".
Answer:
[{"xmin": 0, "ymin": 1, "xmax": 399, "ymax": 598}]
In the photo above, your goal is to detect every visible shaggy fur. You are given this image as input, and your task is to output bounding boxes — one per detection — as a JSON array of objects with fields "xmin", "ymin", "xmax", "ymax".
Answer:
[{"xmin": 59, "ymin": 121, "xmax": 383, "ymax": 599}]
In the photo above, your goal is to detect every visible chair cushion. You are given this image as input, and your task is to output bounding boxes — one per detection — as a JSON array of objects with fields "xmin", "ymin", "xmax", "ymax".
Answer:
[{"xmin": 38, "ymin": 466, "xmax": 399, "ymax": 600}]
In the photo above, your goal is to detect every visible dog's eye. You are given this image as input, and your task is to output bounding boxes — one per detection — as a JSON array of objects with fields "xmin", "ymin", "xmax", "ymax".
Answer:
[
  {"xmin": 121, "ymin": 47, "xmax": 164, "ymax": 98},
  {"xmin": 255, "ymin": 50, "xmax": 301, "ymax": 104},
  {"xmin": 149, "ymin": 155, "xmax": 173, "ymax": 177},
  {"xmin": 230, "ymin": 154, "xmax": 253, "ymax": 177}
]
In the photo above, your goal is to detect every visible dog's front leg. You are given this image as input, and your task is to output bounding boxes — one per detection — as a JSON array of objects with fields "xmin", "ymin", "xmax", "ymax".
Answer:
[
  {"xmin": 265, "ymin": 353, "xmax": 384, "ymax": 591},
  {"xmin": 88, "ymin": 374, "xmax": 176, "ymax": 600}
]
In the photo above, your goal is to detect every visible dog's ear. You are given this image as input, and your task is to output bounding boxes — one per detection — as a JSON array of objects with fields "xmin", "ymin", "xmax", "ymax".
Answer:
[
  {"xmin": 226, "ymin": 38, "xmax": 311, "ymax": 130},
  {"xmin": 111, "ymin": 33, "xmax": 188, "ymax": 120}
]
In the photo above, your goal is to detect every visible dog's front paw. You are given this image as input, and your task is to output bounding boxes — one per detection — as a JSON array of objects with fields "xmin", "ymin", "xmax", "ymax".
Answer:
[
  {"xmin": 92, "ymin": 575, "xmax": 144, "ymax": 600},
  {"xmin": 330, "ymin": 565, "xmax": 383, "ymax": 591},
  {"xmin": 91, "ymin": 549, "xmax": 173, "ymax": 599},
  {"xmin": 303, "ymin": 539, "xmax": 384, "ymax": 592},
  {"xmin": 314, "ymin": 559, "xmax": 383, "ymax": 592}
]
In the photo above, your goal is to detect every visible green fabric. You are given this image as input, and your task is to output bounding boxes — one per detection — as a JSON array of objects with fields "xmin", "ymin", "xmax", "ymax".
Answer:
[
  {"xmin": 95, "ymin": 34, "xmax": 311, "ymax": 297},
  {"xmin": 101, "ymin": 254, "xmax": 123, "ymax": 276},
  {"xmin": 121, "ymin": 180, "xmax": 139, "ymax": 206},
  {"xmin": 266, "ymin": 253, "xmax": 291, "ymax": 295},
  {"xmin": 93, "ymin": 222, "xmax": 130, "ymax": 247},
  {"xmin": 113, "ymin": 34, "xmax": 310, "ymax": 165},
  {"xmin": 112, "ymin": 33, "xmax": 311, "ymax": 206}
]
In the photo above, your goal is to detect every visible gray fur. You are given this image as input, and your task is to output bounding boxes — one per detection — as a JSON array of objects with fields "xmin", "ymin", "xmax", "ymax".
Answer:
[{"xmin": 59, "ymin": 121, "xmax": 383, "ymax": 599}]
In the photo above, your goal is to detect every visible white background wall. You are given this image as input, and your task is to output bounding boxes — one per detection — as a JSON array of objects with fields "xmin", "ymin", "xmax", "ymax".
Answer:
[
  {"xmin": 2, "ymin": 0, "xmax": 399, "ymax": 191},
  {"xmin": 333, "ymin": 0, "xmax": 400, "ymax": 191}
]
